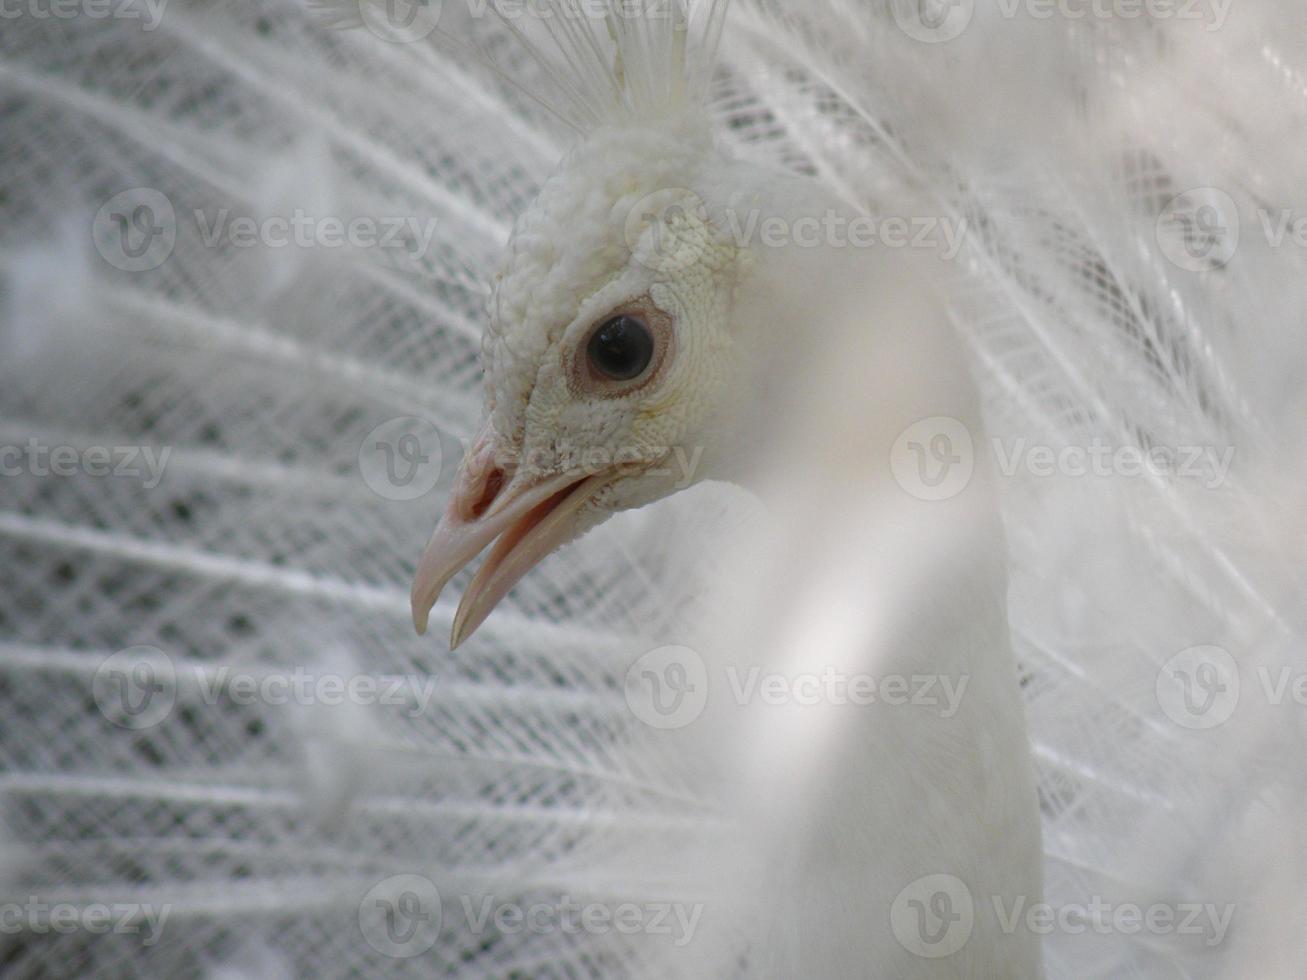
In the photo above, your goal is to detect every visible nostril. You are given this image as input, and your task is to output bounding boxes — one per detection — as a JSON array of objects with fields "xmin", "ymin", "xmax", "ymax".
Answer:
[
  {"xmin": 469, "ymin": 466, "xmax": 504, "ymax": 520},
  {"xmin": 453, "ymin": 425, "xmax": 504, "ymax": 522}
]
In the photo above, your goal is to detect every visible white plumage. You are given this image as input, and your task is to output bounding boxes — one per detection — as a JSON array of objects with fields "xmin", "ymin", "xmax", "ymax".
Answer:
[{"xmin": 1, "ymin": 1, "xmax": 1305, "ymax": 977}]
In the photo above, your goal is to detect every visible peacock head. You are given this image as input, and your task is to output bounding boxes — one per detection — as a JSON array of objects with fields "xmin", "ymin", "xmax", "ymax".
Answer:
[{"xmin": 411, "ymin": 115, "xmax": 753, "ymax": 645}]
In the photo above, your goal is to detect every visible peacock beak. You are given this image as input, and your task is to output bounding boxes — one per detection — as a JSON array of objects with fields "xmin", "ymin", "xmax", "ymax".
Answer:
[{"xmin": 410, "ymin": 423, "xmax": 610, "ymax": 648}]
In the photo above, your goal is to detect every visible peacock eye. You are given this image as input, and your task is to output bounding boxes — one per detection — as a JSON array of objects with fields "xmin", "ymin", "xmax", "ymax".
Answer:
[
  {"xmin": 570, "ymin": 300, "xmax": 673, "ymax": 398},
  {"xmin": 586, "ymin": 314, "xmax": 655, "ymax": 382}
]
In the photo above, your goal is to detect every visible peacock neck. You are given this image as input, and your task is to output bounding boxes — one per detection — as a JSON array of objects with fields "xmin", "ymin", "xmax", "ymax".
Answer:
[{"xmin": 689, "ymin": 165, "xmax": 1047, "ymax": 976}]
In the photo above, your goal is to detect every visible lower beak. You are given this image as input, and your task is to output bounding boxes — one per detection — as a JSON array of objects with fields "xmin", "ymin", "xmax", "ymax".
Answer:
[{"xmin": 409, "ymin": 426, "xmax": 610, "ymax": 648}]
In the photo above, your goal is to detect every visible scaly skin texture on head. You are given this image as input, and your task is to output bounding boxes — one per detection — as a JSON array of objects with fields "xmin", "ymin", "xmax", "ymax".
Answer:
[{"xmin": 482, "ymin": 112, "xmax": 743, "ymax": 517}]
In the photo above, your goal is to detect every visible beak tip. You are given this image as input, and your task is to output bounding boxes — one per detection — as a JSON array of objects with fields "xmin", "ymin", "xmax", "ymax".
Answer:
[
  {"xmin": 449, "ymin": 608, "xmax": 470, "ymax": 651},
  {"xmin": 410, "ymin": 466, "xmax": 602, "ymax": 649},
  {"xmin": 450, "ymin": 591, "xmax": 495, "ymax": 651},
  {"xmin": 411, "ymin": 598, "xmax": 431, "ymax": 637}
]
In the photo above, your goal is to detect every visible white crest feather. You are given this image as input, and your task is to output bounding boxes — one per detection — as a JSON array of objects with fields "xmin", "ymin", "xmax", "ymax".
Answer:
[{"xmin": 308, "ymin": 0, "xmax": 731, "ymax": 131}]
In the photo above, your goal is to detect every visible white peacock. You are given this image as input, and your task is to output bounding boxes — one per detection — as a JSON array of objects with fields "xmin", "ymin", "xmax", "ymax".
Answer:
[{"xmin": 0, "ymin": 0, "xmax": 1303, "ymax": 978}]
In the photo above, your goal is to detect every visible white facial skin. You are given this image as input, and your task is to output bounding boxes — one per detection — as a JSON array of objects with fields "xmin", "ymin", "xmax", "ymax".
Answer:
[
  {"xmin": 410, "ymin": 114, "xmax": 752, "ymax": 645},
  {"xmin": 485, "ymin": 116, "xmax": 745, "ymax": 508}
]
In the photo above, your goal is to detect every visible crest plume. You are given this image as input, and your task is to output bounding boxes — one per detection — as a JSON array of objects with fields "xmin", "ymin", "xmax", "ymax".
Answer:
[
  {"xmin": 496, "ymin": 0, "xmax": 732, "ymax": 129},
  {"xmin": 315, "ymin": 0, "xmax": 733, "ymax": 131}
]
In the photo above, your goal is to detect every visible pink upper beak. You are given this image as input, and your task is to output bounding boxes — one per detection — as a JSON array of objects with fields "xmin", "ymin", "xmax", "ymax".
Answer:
[{"xmin": 410, "ymin": 422, "xmax": 609, "ymax": 648}]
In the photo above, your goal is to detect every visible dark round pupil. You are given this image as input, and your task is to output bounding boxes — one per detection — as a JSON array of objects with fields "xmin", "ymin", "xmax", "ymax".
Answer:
[{"xmin": 587, "ymin": 315, "xmax": 654, "ymax": 381}]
